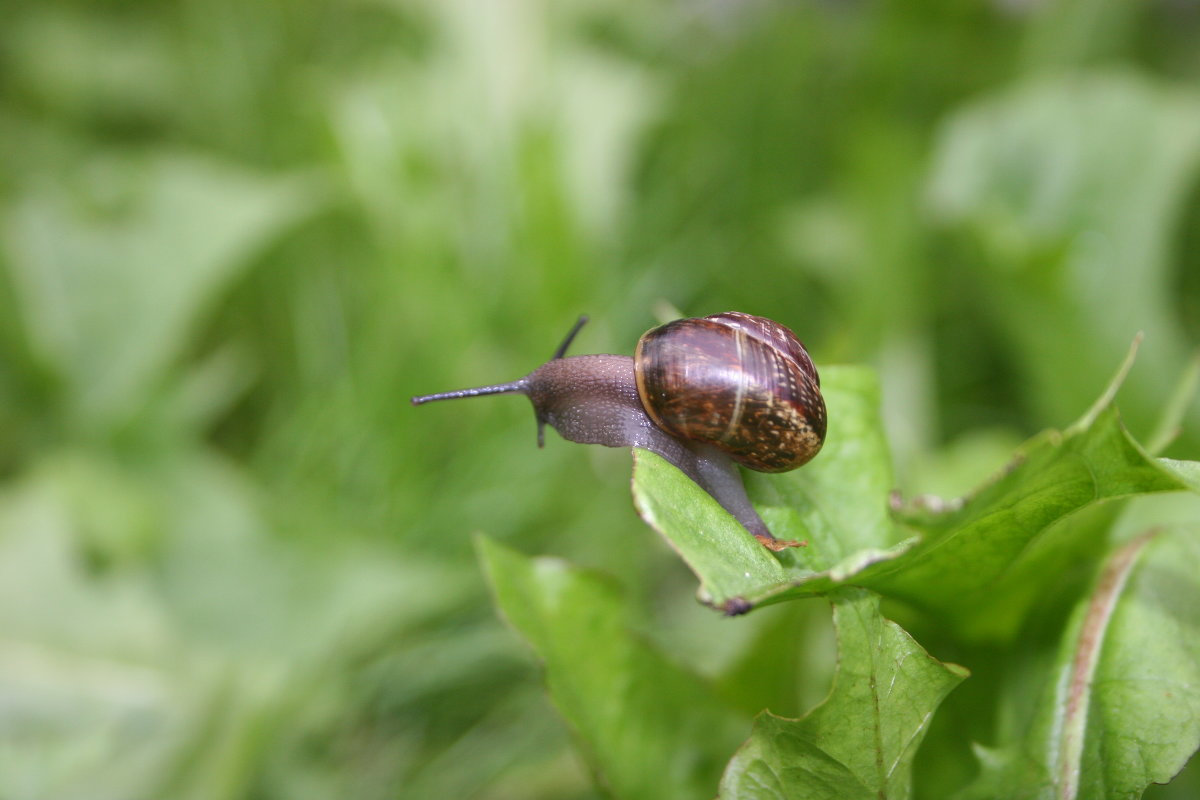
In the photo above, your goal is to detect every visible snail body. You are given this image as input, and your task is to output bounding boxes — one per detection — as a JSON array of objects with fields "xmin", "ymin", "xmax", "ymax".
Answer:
[{"xmin": 410, "ymin": 313, "xmax": 826, "ymax": 549}]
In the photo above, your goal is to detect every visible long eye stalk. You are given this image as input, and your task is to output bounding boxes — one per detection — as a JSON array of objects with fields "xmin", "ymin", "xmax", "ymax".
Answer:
[
  {"xmin": 410, "ymin": 380, "xmax": 528, "ymax": 406},
  {"xmin": 410, "ymin": 316, "xmax": 590, "ymax": 407},
  {"xmin": 551, "ymin": 315, "xmax": 589, "ymax": 360}
]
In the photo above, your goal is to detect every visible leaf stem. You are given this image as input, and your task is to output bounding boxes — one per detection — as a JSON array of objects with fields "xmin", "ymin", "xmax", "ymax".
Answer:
[{"xmin": 1057, "ymin": 530, "xmax": 1157, "ymax": 800}]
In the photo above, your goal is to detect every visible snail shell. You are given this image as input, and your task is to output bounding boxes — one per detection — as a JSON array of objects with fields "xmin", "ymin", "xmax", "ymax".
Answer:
[{"xmin": 634, "ymin": 312, "xmax": 826, "ymax": 472}]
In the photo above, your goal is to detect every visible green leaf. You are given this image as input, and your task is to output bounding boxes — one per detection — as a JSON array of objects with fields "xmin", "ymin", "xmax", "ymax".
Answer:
[
  {"xmin": 955, "ymin": 524, "xmax": 1200, "ymax": 800},
  {"xmin": 863, "ymin": 401, "xmax": 1187, "ymax": 639},
  {"xmin": 857, "ymin": 339, "xmax": 1192, "ymax": 639},
  {"xmin": 632, "ymin": 347, "xmax": 1193, "ymax": 641},
  {"xmin": 632, "ymin": 365, "xmax": 912, "ymax": 613},
  {"xmin": 476, "ymin": 535, "xmax": 748, "ymax": 800},
  {"xmin": 719, "ymin": 589, "xmax": 967, "ymax": 799},
  {"xmin": 632, "ymin": 447, "xmax": 788, "ymax": 610}
]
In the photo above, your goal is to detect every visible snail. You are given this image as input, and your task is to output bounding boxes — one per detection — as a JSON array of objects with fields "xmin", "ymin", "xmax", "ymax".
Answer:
[{"xmin": 410, "ymin": 312, "xmax": 826, "ymax": 550}]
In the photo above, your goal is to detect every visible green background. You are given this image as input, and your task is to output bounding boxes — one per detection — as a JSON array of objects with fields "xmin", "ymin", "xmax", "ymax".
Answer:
[{"xmin": 0, "ymin": 0, "xmax": 1197, "ymax": 797}]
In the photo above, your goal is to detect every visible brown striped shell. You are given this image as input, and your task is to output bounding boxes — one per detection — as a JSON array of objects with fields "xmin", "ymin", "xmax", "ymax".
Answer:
[{"xmin": 633, "ymin": 312, "xmax": 826, "ymax": 472}]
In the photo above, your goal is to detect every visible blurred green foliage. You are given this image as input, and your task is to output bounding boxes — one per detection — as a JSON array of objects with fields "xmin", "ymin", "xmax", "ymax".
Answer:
[{"xmin": 0, "ymin": 0, "xmax": 1198, "ymax": 798}]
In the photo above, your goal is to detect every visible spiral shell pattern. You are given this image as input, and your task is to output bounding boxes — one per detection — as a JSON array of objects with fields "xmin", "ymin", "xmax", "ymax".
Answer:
[{"xmin": 634, "ymin": 312, "xmax": 826, "ymax": 472}]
